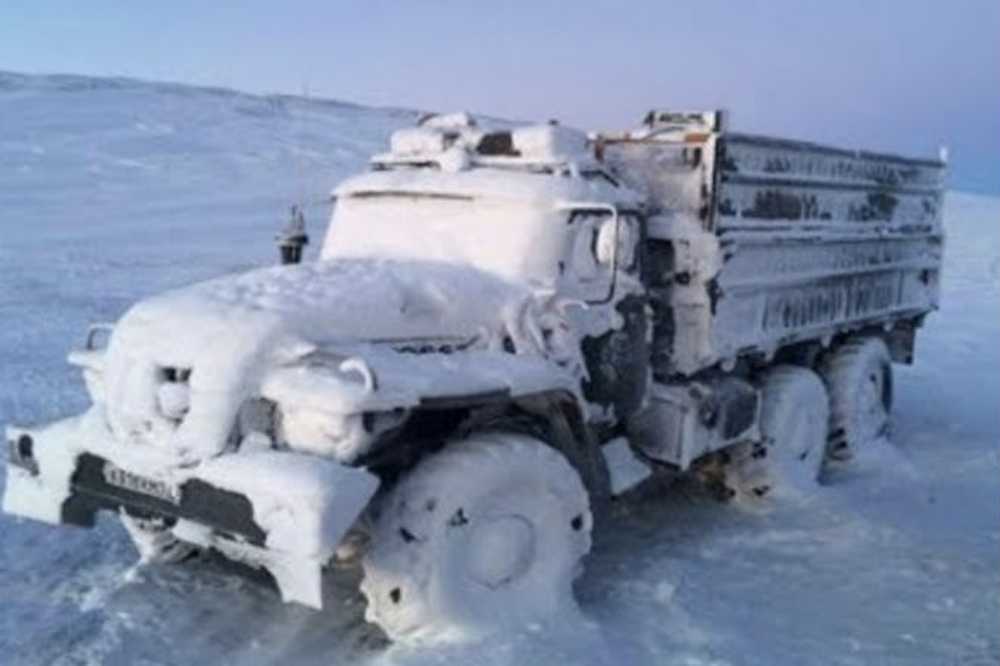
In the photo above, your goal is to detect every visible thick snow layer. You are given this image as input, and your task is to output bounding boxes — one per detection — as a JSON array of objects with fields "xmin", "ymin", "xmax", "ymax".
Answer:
[
  {"xmin": 102, "ymin": 257, "xmax": 556, "ymax": 460},
  {"xmin": 1, "ymin": 73, "xmax": 998, "ymax": 665},
  {"xmin": 193, "ymin": 450, "xmax": 378, "ymax": 558},
  {"xmin": 361, "ymin": 432, "xmax": 592, "ymax": 642}
]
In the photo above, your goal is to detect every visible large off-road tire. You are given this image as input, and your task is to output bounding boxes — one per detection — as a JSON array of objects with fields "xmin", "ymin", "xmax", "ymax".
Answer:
[
  {"xmin": 120, "ymin": 513, "xmax": 196, "ymax": 564},
  {"xmin": 820, "ymin": 336, "xmax": 893, "ymax": 460},
  {"xmin": 718, "ymin": 365, "xmax": 830, "ymax": 499},
  {"xmin": 361, "ymin": 431, "xmax": 592, "ymax": 643}
]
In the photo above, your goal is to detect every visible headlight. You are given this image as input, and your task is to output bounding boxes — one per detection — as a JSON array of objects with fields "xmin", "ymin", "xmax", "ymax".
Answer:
[
  {"xmin": 280, "ymin": 407, "xmax": 409, "ymax": 463},
  {"xmin": 259, "ymin": 350, "xmax": 407, "ymax": 462},
  {"xmin": 279, "ymin": 407, "xmax": 368, "ymax": 461}
]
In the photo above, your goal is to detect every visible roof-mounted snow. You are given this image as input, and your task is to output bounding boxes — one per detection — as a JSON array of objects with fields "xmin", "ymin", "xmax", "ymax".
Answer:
[
  {"xmin": 334, "ymin": 112, "xmax": 634, "ymax": 206},
  {"xmin": 371, "ymin": 112, "xmax": 600, "ymax": 175}
]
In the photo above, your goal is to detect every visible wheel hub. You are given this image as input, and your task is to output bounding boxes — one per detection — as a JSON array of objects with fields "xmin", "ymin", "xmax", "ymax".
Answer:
[{"xmin": 464, "ymin": 514, "xmax": 535, "ymax": 589}]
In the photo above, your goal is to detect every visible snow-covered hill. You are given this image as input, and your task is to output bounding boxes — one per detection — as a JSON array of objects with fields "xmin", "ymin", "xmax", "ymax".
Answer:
[
  {"xmin": 0, "ymin": 71, "xmax": 417, "ymax": 430},
  {"xmin": 1, "ymin": 72, "xmax": 997, "ymax": 665}
]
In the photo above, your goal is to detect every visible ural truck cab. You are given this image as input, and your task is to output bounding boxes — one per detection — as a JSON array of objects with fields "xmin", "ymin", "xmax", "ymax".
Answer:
[{"xmin": 4, "ymin": 110, "xmax": 945, "ymax": 642}]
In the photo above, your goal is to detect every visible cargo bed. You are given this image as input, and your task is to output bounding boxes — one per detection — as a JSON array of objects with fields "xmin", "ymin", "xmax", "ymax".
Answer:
[{"xmin": 595, "ymin": 111, "xmax": 946, "ymax": 377}]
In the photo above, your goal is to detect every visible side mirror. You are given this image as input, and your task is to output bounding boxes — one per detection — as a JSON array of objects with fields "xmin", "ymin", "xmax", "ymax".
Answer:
[
  {"xmin": 596, "ymin": 212, "xmax": 638, "ymax": 269},
  {"xmin": 595, "ymin": 217, "xmax": 618, "ymax": 266},
  {"xmin": 616, "ymin": 218, "xmax": 637, "ymax": 269}
]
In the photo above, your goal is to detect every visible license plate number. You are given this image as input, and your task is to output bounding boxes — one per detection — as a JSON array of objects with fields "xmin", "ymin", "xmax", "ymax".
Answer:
[{"xmin": 103, "ymin": 463, "xmax": 180, "ymax": 504}]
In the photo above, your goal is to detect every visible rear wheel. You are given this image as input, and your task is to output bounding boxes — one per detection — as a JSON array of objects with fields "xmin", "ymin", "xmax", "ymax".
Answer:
[
  {"xmin": 361, "ymin": 431, "xmax": 591, "ymax": 642},
  {"xmin": 718, "ymin": 365, "xmax": 830, "ymax": 499},
  {"xmin": 820, "ymin": 337, "xmax": 893, "ymax": 460}
]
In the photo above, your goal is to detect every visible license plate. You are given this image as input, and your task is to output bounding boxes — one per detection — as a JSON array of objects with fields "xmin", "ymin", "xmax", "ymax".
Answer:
[{"xmin": 103, "ymin": 462, "xmax": 181, "ymax": 505}]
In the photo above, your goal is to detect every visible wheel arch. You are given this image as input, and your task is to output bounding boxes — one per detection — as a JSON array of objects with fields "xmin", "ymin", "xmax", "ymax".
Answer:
[{"xmin": 358, "ymin": 389, "xmax": 611, "ymax": 505}]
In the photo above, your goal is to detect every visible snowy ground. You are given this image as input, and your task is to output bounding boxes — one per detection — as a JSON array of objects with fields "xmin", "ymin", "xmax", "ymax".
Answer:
[{"xmin": 1, "ymin": 72, "xmax": 997, "ymax": 665}]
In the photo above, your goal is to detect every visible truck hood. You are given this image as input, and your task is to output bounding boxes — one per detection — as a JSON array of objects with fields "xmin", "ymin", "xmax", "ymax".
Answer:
[{"xmin": 102, "ymin": 258, "xmax": 578, "ymax": 461}]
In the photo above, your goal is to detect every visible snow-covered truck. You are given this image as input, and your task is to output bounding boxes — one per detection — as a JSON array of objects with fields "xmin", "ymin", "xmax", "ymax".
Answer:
[{"xmin": 3, "ymin": 110, "xmax": 945, "ymax": 641}]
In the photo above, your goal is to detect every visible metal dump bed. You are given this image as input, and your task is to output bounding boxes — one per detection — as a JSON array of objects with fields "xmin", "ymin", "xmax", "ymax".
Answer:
[{"xmin": 595, "ymin": 111, "xmax": 946, "ymax": 377}]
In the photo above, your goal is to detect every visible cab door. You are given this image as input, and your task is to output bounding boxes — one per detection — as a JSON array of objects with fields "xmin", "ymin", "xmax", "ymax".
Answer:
[{"xmin": 562, "ymin": 208, "xmax": 649, "ymax": 423}]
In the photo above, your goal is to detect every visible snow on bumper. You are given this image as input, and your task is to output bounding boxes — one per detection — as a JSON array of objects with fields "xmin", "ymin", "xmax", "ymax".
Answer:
[
  {"xmin": 2, "ymin": 413, "xmax": 379, "ymax": 609},
  {"xmin": 4, "ymin": 419, "xmax": 83, "ymax": 524}
]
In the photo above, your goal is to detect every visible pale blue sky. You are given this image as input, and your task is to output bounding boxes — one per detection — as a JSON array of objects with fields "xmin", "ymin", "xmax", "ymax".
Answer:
[{"xmin": 3, "ymin": 1, "xmax": 998, "ymax": 192}]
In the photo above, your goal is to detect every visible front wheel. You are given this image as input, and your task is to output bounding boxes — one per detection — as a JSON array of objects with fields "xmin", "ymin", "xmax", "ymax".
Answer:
[{"xmin": 361, "ymin": 432, "xmax": 592, "ymax": 642}]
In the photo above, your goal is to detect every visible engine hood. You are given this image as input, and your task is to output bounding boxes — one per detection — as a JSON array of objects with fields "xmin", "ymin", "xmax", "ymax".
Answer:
[{"xmin": 102, "ymin": 258, "xmax": 576, "ymax": 461}]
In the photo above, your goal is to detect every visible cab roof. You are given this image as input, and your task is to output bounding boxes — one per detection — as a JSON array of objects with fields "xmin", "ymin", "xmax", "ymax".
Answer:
[{"xmin": 335, "ymin": 113, "xmax": 641, "ymax": 208}]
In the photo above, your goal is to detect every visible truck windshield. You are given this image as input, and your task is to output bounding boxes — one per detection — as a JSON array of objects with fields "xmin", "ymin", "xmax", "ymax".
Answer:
[{"xmin": 320, "ymin": 194, "xmax": 568, "ymax": 285}]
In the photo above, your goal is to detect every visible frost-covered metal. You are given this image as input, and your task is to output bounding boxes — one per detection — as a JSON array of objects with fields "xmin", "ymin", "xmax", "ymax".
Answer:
[
  {"xmin": 3, "ymin": 109, "xmax": 946, "ymax": 640},
  {"xmin": 597, "ymin": 110, "xmax": 945, "ymax": 378}
]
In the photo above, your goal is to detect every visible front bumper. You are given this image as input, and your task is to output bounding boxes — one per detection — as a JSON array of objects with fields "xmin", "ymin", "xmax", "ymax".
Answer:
[
  {"xmin": 3, "ymin": 412, "xmax": 379, "ymax": 608},
  {"xmin": 60, "ymin": 452, "xmax": 268, "ymax": 543}
]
